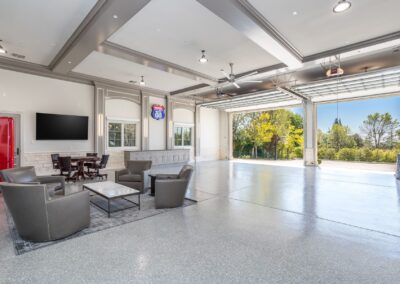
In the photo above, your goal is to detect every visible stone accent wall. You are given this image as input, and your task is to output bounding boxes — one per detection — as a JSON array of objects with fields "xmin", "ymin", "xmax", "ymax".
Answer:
[
  {"xmin": 23, "ymin": 151, "xmax": 125, "ymax": 175},
  {"xmin": 107, "ymin": 151, "xmax": 125, "ymax": 170},
  {"xmin": 22, "ymin": 151, "xmax": 88, "ymax": 175}
]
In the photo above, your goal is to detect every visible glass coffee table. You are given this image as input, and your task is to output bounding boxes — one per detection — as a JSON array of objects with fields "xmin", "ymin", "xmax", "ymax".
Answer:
[{"xmin": 83, "ymin": 181, "xmax": 140, "ymax": 217}]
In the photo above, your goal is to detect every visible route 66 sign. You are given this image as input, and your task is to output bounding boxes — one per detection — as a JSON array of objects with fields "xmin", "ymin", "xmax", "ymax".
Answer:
[{"xmin": 151, "ymin": 104, "xmax": 165, "ymax": 120}]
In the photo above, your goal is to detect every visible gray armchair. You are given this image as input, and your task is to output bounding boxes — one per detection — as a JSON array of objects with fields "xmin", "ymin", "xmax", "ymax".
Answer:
[
  {"xmin": 155, "ymin": 165, "xmax": 193, "ymax": 209},
  {"xmin": 115, "ymin": 160, "xmax": 152, "ymax": 193},
  {"xmin": 0, "ymin": 183, "xmax": 90, "ymax": 242},
  {"xmin": 0, "ymin": 166, "xmax": 65, "ymax": 197}
]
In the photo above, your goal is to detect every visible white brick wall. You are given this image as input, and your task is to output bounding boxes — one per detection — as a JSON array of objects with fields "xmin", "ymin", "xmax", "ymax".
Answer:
[{"xmin": 23, "ymin": 152, "xmax": 90, "ymax": 175}]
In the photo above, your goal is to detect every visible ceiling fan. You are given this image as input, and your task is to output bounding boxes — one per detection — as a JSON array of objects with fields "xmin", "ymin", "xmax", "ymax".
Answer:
[
  {"xmin": 215, "ymin": 87, "xmax": 234, "ymax": 98},
  {"xmin": 220, "ymin": 63, "xmax": 262, "ymax": 89}
]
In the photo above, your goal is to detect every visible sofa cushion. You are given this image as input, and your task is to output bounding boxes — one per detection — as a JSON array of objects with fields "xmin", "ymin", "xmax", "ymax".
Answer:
[
  {"xmin": 118, "ymin": 174, "xmax": 142, "ymax": 182},
  {"xmin": 6, "ymin": 167, "xmax": 39, "ymax": 184}
]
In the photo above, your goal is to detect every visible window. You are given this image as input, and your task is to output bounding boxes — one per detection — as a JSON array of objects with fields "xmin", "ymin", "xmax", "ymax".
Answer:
[
  {"xmin": 174, "ymin": 126, "xmax": 192, "ymax": 147},
  {"xmin": 108, "ymin": 120, "xmax": 138, "ymax": 149},
  {"xmin": 108, "ymin": 123, "xmax": 122, "ymax": 147},
  {"xmin": 124, "ymin": 124, "xmax": 136, "ymax": 147}
]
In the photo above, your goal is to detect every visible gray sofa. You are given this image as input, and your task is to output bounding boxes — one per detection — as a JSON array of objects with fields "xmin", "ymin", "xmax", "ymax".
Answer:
[
  {"xmin": 155, "ymin": 165, "xmax": 193, "ymax": 209},
  {"xmin": 115, "ymin": 160, "xmax": 152, "ymax": 193},
  {"xmin": 0, "ymin": 183, "xmax": 90, "ymax": 242},
  {"xmin": 0, "ymin": 166, "xmax": 65, "ymax": 197}
]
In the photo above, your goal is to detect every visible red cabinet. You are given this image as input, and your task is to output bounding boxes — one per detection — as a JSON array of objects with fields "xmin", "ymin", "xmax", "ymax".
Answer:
[{"xmin": 0, "ymin": 117, "xmax": 15, "ymax": 172}]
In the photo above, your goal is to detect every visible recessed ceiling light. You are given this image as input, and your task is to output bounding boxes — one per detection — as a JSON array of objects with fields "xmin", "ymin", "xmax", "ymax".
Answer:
[
  {"xmin": 333, "ymin": 0, "xmax": 351, "ymax": 13},
  {"xmin": 113, "ymin": 14, "xmax": 118, "ymax": 19},
  {"xmin": 199, "ymin": 50, "xmax": 208, "ymax": 63},
  {"xmin": 292, "ymin": 11, "xmax": 298, "ymax": 16},
  {"xmin": 67, "ymin": 61, "xmax": 72, "ymax": 64},
  {"xmin": 139, "ymin": 76, "xmax": 145, "ymax": 86}
]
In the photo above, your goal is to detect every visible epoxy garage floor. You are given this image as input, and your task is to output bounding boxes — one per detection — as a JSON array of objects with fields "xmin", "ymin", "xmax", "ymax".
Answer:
[{"xmin": 0, "ymin": 160, "xmax": 399, "ymax": 283}]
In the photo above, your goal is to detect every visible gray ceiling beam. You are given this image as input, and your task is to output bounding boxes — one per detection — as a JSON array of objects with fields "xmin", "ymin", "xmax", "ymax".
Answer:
[
  {"xmin": 170, "ymin": 84, "xmax": 210, "ymax": 96},
  {"xmin": 50, "ymin": 0, "xmax": 151, "ymax": 74},
  {"xmin": 99, "ymin": 41, "xmax": 218, "ymax": 85},
  {"xmin": 196, "ymin": 0, "xmax": 302, "ymax": 68},
  {"xmin": 0, "ymin": 56, "xmax": 167, "ymax": 96},
  {"xmin": 303, "ymin": 31, "xmax": 400, "ymax": 62}
]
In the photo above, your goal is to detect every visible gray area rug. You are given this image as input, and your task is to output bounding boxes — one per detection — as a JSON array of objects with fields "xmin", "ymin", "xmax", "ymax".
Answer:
[{"xmin": 6, "ymin": 194, "xmax": 196, "ymax": 255}]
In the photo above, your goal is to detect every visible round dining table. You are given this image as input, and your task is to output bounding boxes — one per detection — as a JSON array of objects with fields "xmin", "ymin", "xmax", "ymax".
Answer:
[{"xmin": 70, "ymin": 156, "xmax": 101, "ymax": 180}]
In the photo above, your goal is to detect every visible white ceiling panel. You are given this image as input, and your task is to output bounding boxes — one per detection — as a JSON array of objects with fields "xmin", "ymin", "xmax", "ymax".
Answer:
[
  {"xmin": 73, "ymin": 51, "xmax": 198, "ymax": 92},
  {"xmin": 249, "ymin": 0, "xmax": 400, "ymax": 56},
  {"xmin": 0, "ymin": 0, "xmax": 97, "ymax": 65},
  {"xmin": 108, "ymin": 0, "xmax": 280, "ymax": 78}
]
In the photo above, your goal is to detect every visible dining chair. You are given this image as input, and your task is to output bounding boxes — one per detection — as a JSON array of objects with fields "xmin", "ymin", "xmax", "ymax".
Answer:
[
  {"xmin": 89, "ymin": 154, "xmax": 109, "ymax": 180},
  {"xmin": 58, "ymin": 157, "xmax": 77, "ymax": 182},
  {"xmin": 51, "ymin": 153, "xmax": 60, "ymax": 176},
  {"xmin": 84, "ymin": 153, "xmax": 98, "ymax": 172}
]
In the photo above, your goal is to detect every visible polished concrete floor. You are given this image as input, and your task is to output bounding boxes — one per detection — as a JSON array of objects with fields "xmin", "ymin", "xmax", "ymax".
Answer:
[{"xmin": 0, "ymin": 160, "xmax": 399, "ymax": 283}]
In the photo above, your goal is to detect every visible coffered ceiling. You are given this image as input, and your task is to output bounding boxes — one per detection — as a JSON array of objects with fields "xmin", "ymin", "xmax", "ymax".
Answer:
[
  {"xmin": 0, "ymin": 0, "xmax": 399, "ymax": 100},
  {"xmin": 73, "ymin": 51, "xmax": 199, "ymax": 92},
  {"xmin": 248, "ymin": 0, "xmax": 400, "ymax": 56},
  {"xmin": 108, "ymin": 0, "xmax": 280, "ymax": 79},
  {"xmin": 0, "ymin": 0, "xmax": 97, "ymax": 65}
]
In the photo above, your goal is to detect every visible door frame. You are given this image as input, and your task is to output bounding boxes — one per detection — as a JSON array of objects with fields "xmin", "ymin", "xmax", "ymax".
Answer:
[{"xmin": 0, "ymin": 111, "xmax": 23, "ymax": 167}]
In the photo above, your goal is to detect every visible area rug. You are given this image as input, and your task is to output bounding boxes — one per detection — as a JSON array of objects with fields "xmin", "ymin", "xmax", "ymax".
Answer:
[{"xmin": 6, "ymin": 194, "xmax": 196, "ymax": 255}]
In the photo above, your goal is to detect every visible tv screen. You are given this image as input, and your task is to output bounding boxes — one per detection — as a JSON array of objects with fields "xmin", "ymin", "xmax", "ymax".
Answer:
[{"xmin": 36, "ymin": 113, "xmax": 88, "ymax": 140}]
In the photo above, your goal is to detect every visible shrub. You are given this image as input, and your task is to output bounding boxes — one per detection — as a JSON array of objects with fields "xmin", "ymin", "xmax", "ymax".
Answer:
[
  {"xmin": 294, "ymin": 147, "xmax": 303, "ymax": 158},
  {"xmin": 359, "ymin": 148, "xmax": 372, "ymax": 162},
  {"xmin": 324, "ymin": 148, "xmax": 337, "ymax": 160},
  {"xmin": 337, "ymin": 148, "xmax": 356, "ymax": 161}
]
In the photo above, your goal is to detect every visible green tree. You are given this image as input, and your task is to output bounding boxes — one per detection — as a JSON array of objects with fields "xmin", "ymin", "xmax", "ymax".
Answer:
[
  {"xmin": 328, "ymin": 123, "xmax": 355, "ymax": 150},
  {"xmin": 360, "ymin": 112, "xmax": 395, "ymax": 148},
  {"xmin": 352, "ymin": 133, "xmax": 364, "ymax": 148}
]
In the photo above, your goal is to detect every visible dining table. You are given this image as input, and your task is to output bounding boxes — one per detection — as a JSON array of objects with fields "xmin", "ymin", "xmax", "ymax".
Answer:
[{"xmin": 70, "ymin": 156, "xmax": 101, "ymax": 180}]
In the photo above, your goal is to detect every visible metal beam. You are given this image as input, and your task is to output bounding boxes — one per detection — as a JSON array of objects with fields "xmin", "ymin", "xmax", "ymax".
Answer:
[
  {"xmin": 51, "ymin": 0, "xmax": 151, "ymax": 74},
  {"xmin": 99, "ymin": 41, "xmax": 217, "ymax": 85},
  {"xmin": 196, "ymin": 0, "xmax": 302, "ymax": 68},
  {"xmin": 276, "ymin": 86, "xmax": 309, "ymax": 101}
]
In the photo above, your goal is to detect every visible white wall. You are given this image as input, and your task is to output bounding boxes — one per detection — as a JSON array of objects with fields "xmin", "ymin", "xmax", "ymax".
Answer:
[
  {"xmin": 106, "ymin": 98, "xmax": 141, "ymax": 120},
  {"xmin": 0, "ymin": 68, "xmax": 94, "ymax": 174},
  {"xmin": 174, "ymin": 108, "xmax": 194, "ymax": 124},
  {"xmin": 149, "ymin": 96, "xmax": 166, "ymax": 150},
  {"xmin": 0, "ymin": 68, "xmax": 94, "ymax": 153},
  {"xmin": 197, "ymin": 107, "xmax": 221, "ymax": 161}
]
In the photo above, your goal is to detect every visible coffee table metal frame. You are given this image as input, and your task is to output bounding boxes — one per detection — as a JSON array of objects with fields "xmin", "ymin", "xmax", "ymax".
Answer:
[{"xmin": 83, "ymin": 184, "xmax": 140, "ymax": 217}]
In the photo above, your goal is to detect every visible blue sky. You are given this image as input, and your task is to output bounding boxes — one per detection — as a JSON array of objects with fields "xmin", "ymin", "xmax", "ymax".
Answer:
[{"xmin": 291, "ymin": 96, "xmax": 400, "ymax": 134}]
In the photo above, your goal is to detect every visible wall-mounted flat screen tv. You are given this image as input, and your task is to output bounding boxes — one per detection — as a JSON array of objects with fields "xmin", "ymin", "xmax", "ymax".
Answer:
[{"xmin": 36, "ymin": 113, "xmax": 88, "ymax": 140}]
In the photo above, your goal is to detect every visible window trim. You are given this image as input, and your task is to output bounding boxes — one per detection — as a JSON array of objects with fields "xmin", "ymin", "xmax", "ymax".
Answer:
[
  {"xmin": 173, "ymin": 123, "xmax": 194, "ymax": 149},
  {"xmin": 106, "ymin": 117, "xmax": 140, "ymax": 151}
]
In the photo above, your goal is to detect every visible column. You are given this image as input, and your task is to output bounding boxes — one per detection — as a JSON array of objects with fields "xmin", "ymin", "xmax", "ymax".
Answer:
[
  {"xmin": 195, "ymin": 105, "xmax": 201, "ymax": 159},
  {"xmin": 94, "ymin": 86, "xmax": 106, "ymax": 155},
  {"xmin": 166, "ymin": 97, "xmax": 174, "ymax": 150},
  {"xmin": 141, "ymin": 94, "xmax": 149, "ymax": 151},
  {"xmin": 303, "ymin": 100, "xmax": 317, "ymax": 166}
]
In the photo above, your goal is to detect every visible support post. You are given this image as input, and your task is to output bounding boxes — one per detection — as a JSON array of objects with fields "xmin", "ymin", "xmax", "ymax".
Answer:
[
  {"xmin": 303, "ymin": 100, "xmax": 318, "ymax": 166},
  {"xmin": 166, "ymin": 97, "xmax": 174, "ymax": 150},
  {"xmin": 195, "ymin": 106, "xmax": 201, "ymax": 160},
  {"xmin": 141, "ymin": 94, "xmax": 149, "ymax": 151}
]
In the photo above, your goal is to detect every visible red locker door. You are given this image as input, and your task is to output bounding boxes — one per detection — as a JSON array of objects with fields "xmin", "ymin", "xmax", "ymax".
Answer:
[{"xmin": 0, "ymin": 117, "xmax": 15, "ymax": 171}]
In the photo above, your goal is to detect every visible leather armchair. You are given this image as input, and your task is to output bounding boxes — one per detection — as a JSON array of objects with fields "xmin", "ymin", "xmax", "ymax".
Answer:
[
  {"xmin": 0, "ymin": 166, "xmax": 65, "ymax": 197},
  {"xmin": 0, "ymin": 183, "xmax": 90, "ymax": 242},
  {"xmin": 155, "ymin": 165, "xmax": 193, "ymax": 209},
  {"xmin": 115, "ymin": 160, "xmax": 152, "ymax": 193}
]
